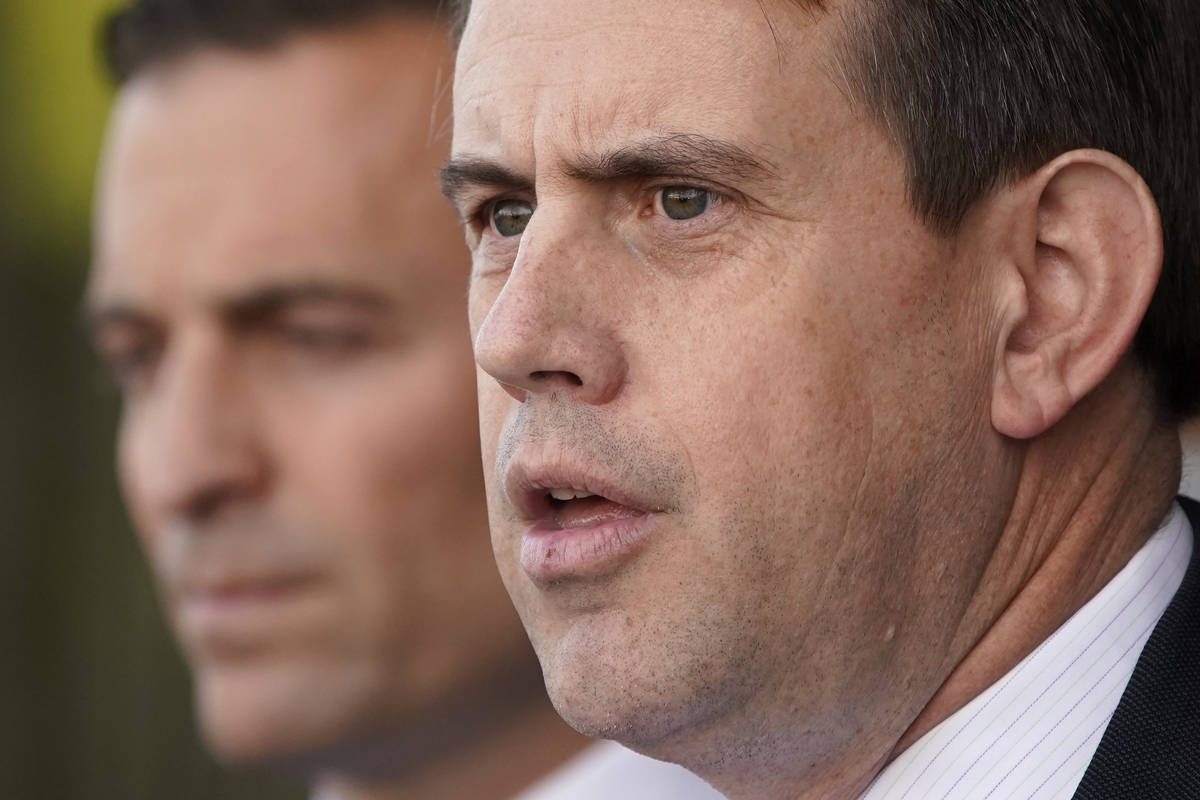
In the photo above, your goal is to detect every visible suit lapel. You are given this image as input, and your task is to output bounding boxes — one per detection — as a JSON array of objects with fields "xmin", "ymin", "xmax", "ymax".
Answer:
[{"xmin": 1071, "ymin": 496, "xmax": 1200, "ymax": 799}]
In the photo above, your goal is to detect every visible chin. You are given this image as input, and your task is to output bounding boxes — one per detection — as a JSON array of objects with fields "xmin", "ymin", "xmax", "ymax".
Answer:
[
  {"xmin": 192, "ymin": 661, "xmax": 363, "ymax": 772},
  {"xmin": 536, "ymin": 608, "xmax": 741, "ymax": 756}
]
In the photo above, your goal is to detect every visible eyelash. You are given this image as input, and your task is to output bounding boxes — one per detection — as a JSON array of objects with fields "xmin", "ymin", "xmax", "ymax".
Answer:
[
  {"xmin": 466, "ymin": 195, "xmax": 529, "ymax": 231},
  {"xmin": 463, "ymin": 180, "xmax": 739, "ymax": 249},
  {"xmin": 647, "ymin": 184, "xmax": 727, "ymax": 216},
  {"xmin": 470, "ymin": 183, "xmax": 729, "ymax": 217},
  {"xmin": 274, "ymin": 323, "xmax": 372, "ymax": 352}
]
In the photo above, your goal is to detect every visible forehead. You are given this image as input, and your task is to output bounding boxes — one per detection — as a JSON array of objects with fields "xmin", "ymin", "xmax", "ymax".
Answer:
[
  {"xmin": 92, "ymin": 18, "xmax": 458, "ymax": 305},
  {"xmin": 453, "ymin": 0, "xmax": 840, "ymax": 171}
]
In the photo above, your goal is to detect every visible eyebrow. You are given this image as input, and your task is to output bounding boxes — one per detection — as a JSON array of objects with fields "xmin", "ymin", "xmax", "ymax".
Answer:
[
  {"xmin": 439, "ymin": 133, "xmax": 779, "ymax": 208},
  {"xmin": 217, "ymin": 281, "xmax": 391, "ymax": 326},
  {"xmin": 84, "ymin": 280, "xmax": 392, "ymax": 340},
  {"xmin": 439, "ymin": 159, "xmax": 534, "ymax": 208},
  {"xmin": 565, "ymin": 133, "xmax": 779, "ymax": 186},
  {"xmin": 82, "ymin": 303, "xmax": 157, "ymax": 343}
]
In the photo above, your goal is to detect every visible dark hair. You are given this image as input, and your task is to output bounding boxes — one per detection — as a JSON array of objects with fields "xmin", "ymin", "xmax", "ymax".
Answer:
[
  {"xmin": 103, "ymin": 0, "xmax": 450, "ymax": 84},
  {"xmin": 449, "ymin": 0, "xmax": 1199, "ymax": 421},
  {"xmin": 841, "ymin": 0, "xmax": 1200, "ymax": 421}
]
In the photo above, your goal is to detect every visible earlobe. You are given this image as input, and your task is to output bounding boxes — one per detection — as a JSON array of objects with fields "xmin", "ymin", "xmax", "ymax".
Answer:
[{"xmin": 990, "ymin": 149, "xmax": 1162, "ymax": 439}]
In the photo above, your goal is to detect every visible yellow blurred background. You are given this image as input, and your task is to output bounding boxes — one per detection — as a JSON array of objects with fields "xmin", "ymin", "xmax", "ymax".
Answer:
[{"xmin": 0, "ymin": 2, "xmax": 299, "ymax": 797}]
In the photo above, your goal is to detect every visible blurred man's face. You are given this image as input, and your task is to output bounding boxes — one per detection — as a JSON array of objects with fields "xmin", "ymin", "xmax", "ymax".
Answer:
[
  {"xmin": 451, "ymin": 0, "xmax": 1016, "ymax": 778},
  {"xmin": 88, "ymin": 19, "xmax": 529, "ymax": 768}
]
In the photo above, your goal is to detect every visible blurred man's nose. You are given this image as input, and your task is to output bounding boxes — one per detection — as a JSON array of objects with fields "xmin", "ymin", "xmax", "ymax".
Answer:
[
  {"xmin": 473, "ymin": 215, "xmax": 629, "ymax": 406},
  {"xmin": 124, "ymin": 333, "xmax": 268, "ymax": 525}
]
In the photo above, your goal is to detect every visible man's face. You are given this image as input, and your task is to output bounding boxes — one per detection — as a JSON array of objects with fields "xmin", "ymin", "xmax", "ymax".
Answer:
[
  {"xmin": 452, "ymin": 0, "xmax": 1016, "ymax": 777},
  {"xmin": 89, "ymin": 19, "xmax": 529, "ymax": 768}
]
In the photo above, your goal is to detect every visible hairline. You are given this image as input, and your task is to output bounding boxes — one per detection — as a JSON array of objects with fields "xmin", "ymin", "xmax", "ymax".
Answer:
[{"xmin": 105, "ymin": 3, "xmax": 451, "ymax": 86}]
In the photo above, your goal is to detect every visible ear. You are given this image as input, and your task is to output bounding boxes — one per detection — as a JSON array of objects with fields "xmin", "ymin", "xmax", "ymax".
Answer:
[{"xmin": 990, "ymin": 149, "xmax": 1162, "ymax": 439}]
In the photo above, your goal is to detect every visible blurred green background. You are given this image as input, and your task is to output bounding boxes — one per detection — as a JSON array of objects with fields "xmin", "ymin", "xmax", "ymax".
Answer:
[{"xmin": 0, "ymin": 2, "xmax": 300, "ymax": 797}]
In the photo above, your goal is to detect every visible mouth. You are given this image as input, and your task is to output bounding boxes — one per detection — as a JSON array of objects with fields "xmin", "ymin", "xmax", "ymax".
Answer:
[
  {"xmin": 182, "ymin": 573, "xmax": 315, "ymax": 607},
  {"xmin": 506, "ymin": 464, "xmax": 664, "ymax": 583},
  {"xmin": 174, "ymin": 571, "xmax": 322, "ymax": 646}
]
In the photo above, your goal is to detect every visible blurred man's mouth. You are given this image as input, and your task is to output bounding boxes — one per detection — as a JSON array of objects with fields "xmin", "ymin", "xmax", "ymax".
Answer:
[
  {"xmin": 183, "ymin": 572, "xmax": 316, "ymax": 610},
  {"xmin": 173, "ymin": 569, "xmax": 325, "ymax": 655}
]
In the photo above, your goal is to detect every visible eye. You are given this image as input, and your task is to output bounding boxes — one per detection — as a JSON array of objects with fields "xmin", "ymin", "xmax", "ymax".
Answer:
[
  {"xmin": 103, "ymin": 344, "xmax": 161, "ymax": 389},
  {"xmin": 279, "ymin": 325, "xmax": 370, "ymax": 352},
  {"xmin": 91, "ymin": 325, "xmax": 163, "ymax": 393},
  {"xmin": 657, "ymin": 186, "xmax": 712, "ymax": 220},
  {"xmin": 490, "ymin": 199, "xmax": 535, "ymax": 237}
]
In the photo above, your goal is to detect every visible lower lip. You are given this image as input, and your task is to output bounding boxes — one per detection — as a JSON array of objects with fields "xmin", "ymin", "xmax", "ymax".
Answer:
[{"xmin": 520, "ymin": 513, "xmax": 657, "ymax": 583}]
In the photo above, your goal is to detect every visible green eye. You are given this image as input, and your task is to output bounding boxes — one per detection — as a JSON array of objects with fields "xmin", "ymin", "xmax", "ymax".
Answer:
[
  {"xmin": 491, "ymin": 199, "xmax": 534, "ymax": 237},
  {"xmin": 659, "ymin": 186, "xmax": 711, "ymax": 220}
]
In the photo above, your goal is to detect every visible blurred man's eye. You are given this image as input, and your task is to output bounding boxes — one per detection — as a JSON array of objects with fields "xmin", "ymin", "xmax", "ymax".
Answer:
[
  {"xmin": 490, "ymin": 198, "xmax": 535, "ymax": 237},
  {"xmin": 276, "ymin": 324, "xmax": 371, "ymax": 352},
  {"xmin": 106, "ymin": 347, "xmax": 159, "ymax": 385},
  {"xmin": 93, "ymin": 331, "xmax": 162, "ymax": 393},
  {"xmin": 656, "ymin": 186, "xmax": 712, "ymax": 220}
]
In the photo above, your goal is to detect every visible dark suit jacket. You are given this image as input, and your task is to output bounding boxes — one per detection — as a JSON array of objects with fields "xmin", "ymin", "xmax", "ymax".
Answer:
[{"xmin": 1072, "ymin": 496, "xmax": 1200, "ymax": 799}]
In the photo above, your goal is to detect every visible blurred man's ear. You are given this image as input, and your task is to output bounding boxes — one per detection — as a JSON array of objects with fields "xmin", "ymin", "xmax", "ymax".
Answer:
[{"xmin": 988, "ymin": 149, "xmax": 1162, "ymax": 439}]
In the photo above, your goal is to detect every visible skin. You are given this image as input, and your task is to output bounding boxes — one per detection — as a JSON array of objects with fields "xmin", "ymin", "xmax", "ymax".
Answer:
[
  {"xmin": 449, "ymin": 0, "xmax": 1181, "ymax": 797},
  {"xmin": 88, "ymin": 17, "xmax": 584, "ymax": 800},
  {"xmin": 1182, "ymin": 420, "xmax": 1200, "ymax": 497}
]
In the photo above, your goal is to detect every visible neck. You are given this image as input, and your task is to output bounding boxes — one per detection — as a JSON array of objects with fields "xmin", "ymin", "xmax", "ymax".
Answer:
[
  {"xmin": 893, "ymin": 366, "xmax": 1181, "ymax": 757},
  {"xmin": 312, "ymin": 697, "xmax": 589, "ymax": 800}
]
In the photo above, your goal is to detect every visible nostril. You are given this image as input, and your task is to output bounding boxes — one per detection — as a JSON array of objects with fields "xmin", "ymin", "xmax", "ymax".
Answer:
[{"xmin": 531, "ymin": 370, "xmax": 583, "ymax": 387}]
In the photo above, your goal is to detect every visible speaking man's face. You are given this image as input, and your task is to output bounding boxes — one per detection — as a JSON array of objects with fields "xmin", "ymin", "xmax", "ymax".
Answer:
[
  {"xmin": 451, "ymin": 0, "xmax": 1018, "ymax": 776},
  {"xmin": 88, "ymin": 19, "xmax": 530, "ymax": 768}
]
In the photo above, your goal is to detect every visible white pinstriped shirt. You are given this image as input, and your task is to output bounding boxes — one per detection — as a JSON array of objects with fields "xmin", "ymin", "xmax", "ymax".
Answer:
[{"xmin": 860, "ymin": 503, "xmax": 1193, "ymax": 800}]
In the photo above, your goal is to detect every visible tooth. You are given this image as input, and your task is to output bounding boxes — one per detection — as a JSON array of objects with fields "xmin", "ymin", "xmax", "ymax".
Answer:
[{"xmin": 548, "ymin": 488, "xmax": 595, "ymax": 501}]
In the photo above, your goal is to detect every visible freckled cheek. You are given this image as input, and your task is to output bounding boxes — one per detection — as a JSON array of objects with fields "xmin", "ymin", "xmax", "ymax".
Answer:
[{"xmin": 650, "ymin": 306, "xmax": 861, "ymax": 496}]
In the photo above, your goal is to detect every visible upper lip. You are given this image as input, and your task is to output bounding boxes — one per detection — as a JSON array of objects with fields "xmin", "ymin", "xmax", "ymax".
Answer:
[
  {"xmin": 504, "ymin": 457, "xmax": 662, "ymax": 523},
  {"xmin": 174, "ymin": 566, "xmax": 318, "ymax": 601}
]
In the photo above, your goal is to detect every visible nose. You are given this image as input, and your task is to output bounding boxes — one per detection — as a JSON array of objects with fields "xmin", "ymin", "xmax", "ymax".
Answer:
[
  {"xmin": 473, "ymin": 217, "xmax": 628, "ymax": 405},
  {"xmin": 121, "ymin": 333, "xmax": 267, "ymax": 525}
]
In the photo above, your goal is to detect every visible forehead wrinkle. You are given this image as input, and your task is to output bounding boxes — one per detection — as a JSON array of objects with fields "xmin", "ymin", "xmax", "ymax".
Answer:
[
  {"xmin": 564, "ymin": 133, "xmax": 782, "ymax": 186},
  {"xmin": 457, "ymin": 0, "xmax": 837, "ymax": 204},
  {"xmin": 562, "ymin": 78, "xmax": 676, "ymax": 149}
]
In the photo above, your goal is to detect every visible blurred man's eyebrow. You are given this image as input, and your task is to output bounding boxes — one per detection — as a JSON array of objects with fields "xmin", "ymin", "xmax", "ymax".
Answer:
[
  {"xmin": 218, "ymin": 281, "xmax": 391, "ymax": 324},
  {"xmin": 83, "ymin": 281, "xmax": 391, "ymax": 337},
  {"xmin": 440, "ymin": 134, "xmax": 779, "ymax": 207},
  {"xmin": 83, "ymin": 303, "xmax": 155, "ymax": 341}
]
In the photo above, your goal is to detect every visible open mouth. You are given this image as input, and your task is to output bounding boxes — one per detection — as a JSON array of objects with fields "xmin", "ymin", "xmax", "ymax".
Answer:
[
  {"xmin": 523, "ymin": 484, "xmax": 648, "ymax": 527},
  {"xmin": 543, "ymin": 488, "xmax": 643, "ymax": 529},
  {"xmin": 506, "ymin": 465, "xmax": 665, "ymax": 581}
]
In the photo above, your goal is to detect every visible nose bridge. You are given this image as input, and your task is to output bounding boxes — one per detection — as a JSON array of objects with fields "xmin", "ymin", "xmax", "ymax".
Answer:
[
  {"xmin": 474, "ymin": 203, "xmax": 628, "ymax": 405},
  {"xmin": 133, "ymin": 329, "xmax": 265, "ymax": 521}
]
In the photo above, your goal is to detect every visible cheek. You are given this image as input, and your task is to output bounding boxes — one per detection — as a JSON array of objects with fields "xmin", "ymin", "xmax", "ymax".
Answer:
[
  {"xmin": 273, "ymin": 340, "xmax": 483, "ymax": 560},
  {"xmin": 276, "ymin": 349, "xmax": 496, "ymax": 668},
  {"xmin": 476, "ymin": 370, "xmax": 511, "ymax": 456},
  {"xmin": 115, "ymin": 409, "xmax": 163, "ymax": 554},
  {"xmin": 467, "ymin": 268, "xmax": 506, "ymax": 339},
  {"xmin": 317, "ymin": 360, "xmax": 478, "ymax": 521},
  {"xmin": 654, "ymin": 288, "xmax": 866, "ymax": 486}
]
